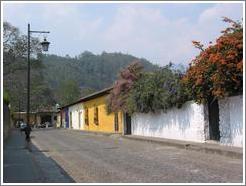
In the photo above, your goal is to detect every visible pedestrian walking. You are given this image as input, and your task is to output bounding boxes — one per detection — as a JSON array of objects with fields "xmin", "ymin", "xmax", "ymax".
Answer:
[{"xmin": 24, "ymin": 125, "xmax": 32, "ymax": 142}]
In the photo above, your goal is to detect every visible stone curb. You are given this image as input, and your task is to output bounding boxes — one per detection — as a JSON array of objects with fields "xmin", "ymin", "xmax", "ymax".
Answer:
[
  {"xmin": 122, "ymin": 135, "xmax": 243, "ymax": 159},
  {"xmin": 67, "ymin": 128, "xmax": 121, "ymax": 137}
]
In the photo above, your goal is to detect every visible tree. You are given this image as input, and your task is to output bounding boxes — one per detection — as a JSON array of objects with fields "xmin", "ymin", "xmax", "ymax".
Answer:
[
  {"xmin": 80, "ymin": 87, "xmax": 97, "ymax": 98},
  {"xmin": 182, "ymin": 17, "xmax": 243, "ymax": 103},
  {"xmin": 3, "ymin": 89, "xmax": 10, "ymax": 105},
  {"xmin": 126, "ymin": 63, "xmax": 188, "ymax": 114},
  {"xmin": 107, "ymin": 61, "xmax": 143, "ymax": 112},
  {"xmin": 3, "ymin": 22, "xmax": 41, "ymax": 65},
  {"xmin": 3, "ymin": 21, "xmax": 55, "ymax": 111},
  {"xmin": 57, "ymin": 79, "xmax": 81, "ymax": 106}
]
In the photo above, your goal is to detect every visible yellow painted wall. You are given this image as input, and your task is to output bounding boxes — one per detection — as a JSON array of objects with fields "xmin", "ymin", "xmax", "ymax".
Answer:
[{"xmin": 83, "ymin": 95, "xmax": 123, "ymax": 133}]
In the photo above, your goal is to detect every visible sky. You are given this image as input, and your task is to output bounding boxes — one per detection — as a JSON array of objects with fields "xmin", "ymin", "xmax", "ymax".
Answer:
[{"xmin": 2, "ymin": 2, "xmax": 244, "ymax": 66}]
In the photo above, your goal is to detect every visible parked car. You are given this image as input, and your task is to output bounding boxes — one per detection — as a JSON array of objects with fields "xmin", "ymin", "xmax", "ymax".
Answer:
[
  {"xmin": 16, "ymin": 121, "xmax": 22, "ymax": 128},
  {"xmin": 20, "ymin": 122, "xmax": 27, "ymax": 131},
  {"xmin": 37, "ymin": 123, "xmax": 45, "ymax": 128}
]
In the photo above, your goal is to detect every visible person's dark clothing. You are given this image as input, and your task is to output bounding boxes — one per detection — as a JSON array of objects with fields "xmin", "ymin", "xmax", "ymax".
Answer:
[{"xmin": 24, "ymin": 126, "xmax": 31, "ymax": 141}]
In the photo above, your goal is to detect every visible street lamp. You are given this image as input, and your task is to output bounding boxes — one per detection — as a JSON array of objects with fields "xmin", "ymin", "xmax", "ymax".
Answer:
[
  {"xmin": 26, "ymin": 23, "xmax": 50, "ymax": 128},
  {"xmin": 40, "ymin": 38, "xmax": 50, "ymax": 52}
]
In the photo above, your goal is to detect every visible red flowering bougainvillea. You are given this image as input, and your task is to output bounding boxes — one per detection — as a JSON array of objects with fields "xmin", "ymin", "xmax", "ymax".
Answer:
[
  {"xmin": 107, "ymin": 61, "xmax": 143, "ymax": 112},
  {"xmin": 182, "ymin": 17, "xmax": 243, "ymax": 103}
]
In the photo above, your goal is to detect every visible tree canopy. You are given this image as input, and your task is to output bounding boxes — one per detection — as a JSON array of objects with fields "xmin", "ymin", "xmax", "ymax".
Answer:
[
  {"xmin": 108, "ymin": 63, "xmax": 188, "ymax": 114},
  {"xmin": 127, "ymin": 63, "xmax": 188, "ymax": 114},
  {"xmin": 182, "ymin": 17, "xmax": 243, "ymax": 103},
  {"xmin": 57, "ymin": 79, "xmax": 81, "ymax": 106}
]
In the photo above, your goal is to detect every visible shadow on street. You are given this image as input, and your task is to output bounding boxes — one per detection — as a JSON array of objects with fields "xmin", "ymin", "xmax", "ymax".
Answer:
[{"xmin": 3, "ymin": 129, "xmax": 74, "ymax": 183}]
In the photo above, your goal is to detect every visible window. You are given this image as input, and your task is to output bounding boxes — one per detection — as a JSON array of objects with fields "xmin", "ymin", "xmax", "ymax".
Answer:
[
  {"xmin": 85, "ymin": 108, "xmax": 89, "ymax": 126},
  {"xmin": 94, "ymin": 107, "xmax": 99, "ymax": 125}
]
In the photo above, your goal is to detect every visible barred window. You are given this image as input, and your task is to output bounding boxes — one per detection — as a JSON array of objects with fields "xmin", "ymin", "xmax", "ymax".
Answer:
[
  {"xmin": 94, "ymin": 107, "xmax": 99, "ymax": 125},
  {"xmin": 85, "ymin": 108, "xmax": 89, "ymax": 125}
]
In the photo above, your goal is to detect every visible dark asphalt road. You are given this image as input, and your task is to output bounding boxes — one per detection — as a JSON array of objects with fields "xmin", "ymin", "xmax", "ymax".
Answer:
[{"xmin": 29, "ymin": 128, "xmax": 243, "ymax": 183}]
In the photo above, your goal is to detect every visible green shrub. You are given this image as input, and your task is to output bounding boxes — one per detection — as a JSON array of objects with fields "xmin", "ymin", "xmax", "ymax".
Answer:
[
  {"xmin": 3, "ymin": 89, "xmax": 10, "ymax": 105},
  {"xmin": 126, "ymin": 64, "xmax": 189, "ymax": 114}
]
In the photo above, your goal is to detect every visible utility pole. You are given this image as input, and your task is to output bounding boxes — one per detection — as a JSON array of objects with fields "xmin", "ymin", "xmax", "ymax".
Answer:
[
  {"xmin": 26, "ymin": 23, "xmax": 50, "ymax": 128},
  {"xmin": 19, "ymin": 100, "xmax": 21, "ymax": 124}
]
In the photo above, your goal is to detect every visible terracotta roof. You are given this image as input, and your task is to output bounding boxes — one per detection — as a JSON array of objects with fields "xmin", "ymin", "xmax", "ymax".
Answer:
[{"xmin": 60, "ymin": 86, "xmax": 113, "ymax": 109}]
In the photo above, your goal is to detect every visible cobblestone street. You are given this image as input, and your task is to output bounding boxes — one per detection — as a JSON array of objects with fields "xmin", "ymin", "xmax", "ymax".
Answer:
[{"xmin": 27, "ymin": 128, "xmax": 243, "ymax": 183}]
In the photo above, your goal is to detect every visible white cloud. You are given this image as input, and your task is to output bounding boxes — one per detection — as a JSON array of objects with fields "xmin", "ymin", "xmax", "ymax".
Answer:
[
  {"xmin": 196, "ymin": 3, "xmax": 243, "ymax": 43},
  {"xmin": 199, "ymin": 3, "xmax": 242, "ymax": 24},
  {"xmin": 2, "ymin": 3, "xmax": 243, "ymax": 66},
  {"xmin": 103, "ymin": 5, "xmax": 167, "ymax": 41},
  {"xmin": 99, "ymin": 3, "xmax": 243, "ymax": 66},
  {"xmin": 98, "ymin": 5, "xmax": 195, "ymax": 65}
]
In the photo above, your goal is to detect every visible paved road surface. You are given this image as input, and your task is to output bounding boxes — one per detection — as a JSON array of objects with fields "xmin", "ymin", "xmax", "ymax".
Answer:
[{"xmin": 30, "ymin": 128, "xmax": 243, "ymax": 183}]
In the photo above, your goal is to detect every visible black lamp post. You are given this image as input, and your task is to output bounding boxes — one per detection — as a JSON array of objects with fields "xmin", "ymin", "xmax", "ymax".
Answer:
[
  {"xmin": 19, "ymin": 100, "xmax": 21, "ymax": 123},
  {"xmin": 26, "ymin": 23, "xmax": 50, "ymax": 128}
]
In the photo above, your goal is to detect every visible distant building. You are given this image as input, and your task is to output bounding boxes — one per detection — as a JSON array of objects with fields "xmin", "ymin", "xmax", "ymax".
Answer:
[
  {"xmin": 60, "ymin": 87, "xmax": 125, "ymax": 134},
  {"xmin": 12, "ymin": 111, "xmax": 57, "ymax": 127}
]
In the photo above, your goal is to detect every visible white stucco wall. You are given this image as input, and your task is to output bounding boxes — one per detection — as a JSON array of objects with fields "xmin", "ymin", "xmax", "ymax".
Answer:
[
  {"xmin": 68, "ymin": 103, "xmax": 84, "ymax": 130},
  {"xmin": 56, "ymin": 114, "xmax": 61, "ymax": 128},
  {"xmin": 218, "ymin": 95, "xmax": 243, "ymax": 147},
  {"xmin": 131, "ymin": 101, "xmax": 206, "ymax": 142}
]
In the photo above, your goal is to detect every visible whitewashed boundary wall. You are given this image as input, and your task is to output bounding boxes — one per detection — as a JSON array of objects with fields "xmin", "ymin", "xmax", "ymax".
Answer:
[
  {"xmin": 131, "ymin": 101, "xmax": 207, "ymax": 142},
  {"xmin": 131, "ymin": 95, "xmax": 243, "ymax": 147},
  {"xmin": 218, "ymin": 95, "xmax": 243, "ymax": 147}
]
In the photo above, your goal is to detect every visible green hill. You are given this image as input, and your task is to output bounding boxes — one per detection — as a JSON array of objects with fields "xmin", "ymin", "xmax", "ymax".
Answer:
[{"xmin": 42, "ymin": 51, "xmax": 158, "ymax": 93}]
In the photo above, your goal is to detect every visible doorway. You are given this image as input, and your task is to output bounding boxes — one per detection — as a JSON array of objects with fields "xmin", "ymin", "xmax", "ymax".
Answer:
[
  {"xmin": 114, "ymin": 113, "xmax": 119, "ymax": 132},
  {"xmin": 125, "ymin": 113, "xmax": 131, "ymax": 135},
  {"xmin": 41, "ymin": 115, "xmax": 52, "ymax": 124},
  {"xmin": 208, "ymin": 99, "xmax": 220, "ymax": 141},
  {"xmin": 60, "ymin": 112, "xmax": 63, "ymax": 128},
  {"xmin": 70, "ymin": 112, "xmax": 73, "ymax": 129},
  {"xmin": 65, "ymin": 108, "xmax": 69, "ymax": 128}
]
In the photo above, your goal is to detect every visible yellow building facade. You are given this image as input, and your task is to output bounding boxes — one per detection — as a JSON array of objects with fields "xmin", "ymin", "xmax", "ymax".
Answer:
[{"xmin": 83, "ymin": 94, "xmax": 123, "ymax": 133}]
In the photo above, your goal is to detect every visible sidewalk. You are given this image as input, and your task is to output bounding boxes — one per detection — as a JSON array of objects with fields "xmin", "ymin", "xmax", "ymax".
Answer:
[
  {"xmin": 3, "ymin": 129, "xmax": 43, "ymax": 183},
  {"xmin": 122, "ymin": 135, "xmax": 243, "ymax": 159},
  {"xmin": 3, "ymin": 129, "xmax": 74, "ymax": 183}
]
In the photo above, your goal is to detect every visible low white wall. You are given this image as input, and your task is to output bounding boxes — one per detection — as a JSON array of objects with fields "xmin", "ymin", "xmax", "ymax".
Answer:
[
  {"xmin": 219, "ymin": 95, "xmax": 243, "ymax": 147},
  {"xmin": 132, "ymin": 101, "xmax": 206, "ymax": 142},
  {"xmin": 69, "ymin": 103, "xmax": 84, "ymax": 130}
]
